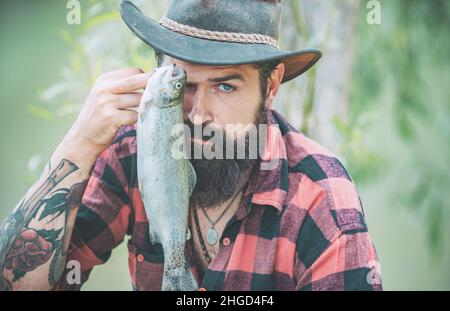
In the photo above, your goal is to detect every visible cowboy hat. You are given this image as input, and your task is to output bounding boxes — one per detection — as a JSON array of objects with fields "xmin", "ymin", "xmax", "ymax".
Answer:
[{"xmin": 119, "ymin": 0, "xmax": 322, "ymax": 83}]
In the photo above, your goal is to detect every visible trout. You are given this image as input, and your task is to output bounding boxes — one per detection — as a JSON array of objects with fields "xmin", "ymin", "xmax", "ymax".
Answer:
[{"xmin": 137, "ymin": 64, "xmax": 198, "ymax": 291}]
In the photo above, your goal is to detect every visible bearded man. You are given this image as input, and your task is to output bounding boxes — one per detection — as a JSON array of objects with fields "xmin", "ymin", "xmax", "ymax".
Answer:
[{"xmin": 0, "ymin": 0, "xmax": 382, "ymax": 291}]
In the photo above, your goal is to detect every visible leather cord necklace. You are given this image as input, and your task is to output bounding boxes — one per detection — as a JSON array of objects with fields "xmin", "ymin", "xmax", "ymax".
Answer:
[
  {"xmin": 192, "ymin": 182, "xmax": 248, "ymax": 263},
  {"xmin": 200, "ymin": 187, "xmax": 243, "ymax": 246},
  {"xmin": 192, "ymin": 206, "xmax": 212, "ymax": 264}
]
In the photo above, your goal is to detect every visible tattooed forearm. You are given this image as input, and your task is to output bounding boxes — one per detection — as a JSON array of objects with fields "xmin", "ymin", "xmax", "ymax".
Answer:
[
  {"xmin": 48, "ymin": 179, "xmax": 88, "ymax": 286},
  {"xmin": 0, "ymin": 159, "xmax": 89, "ymax": 291}
]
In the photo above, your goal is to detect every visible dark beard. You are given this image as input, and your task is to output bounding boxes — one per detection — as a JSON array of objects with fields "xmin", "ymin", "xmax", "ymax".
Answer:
[{"xmin": 187, "ymin": 105, "xmax": 266, "ymax": 210}]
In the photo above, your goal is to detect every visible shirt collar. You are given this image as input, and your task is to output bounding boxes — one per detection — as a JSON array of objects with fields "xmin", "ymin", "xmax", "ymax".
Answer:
[{"xmin": 235, "ymin": 109, "xmax": 289, "ymax": 220}]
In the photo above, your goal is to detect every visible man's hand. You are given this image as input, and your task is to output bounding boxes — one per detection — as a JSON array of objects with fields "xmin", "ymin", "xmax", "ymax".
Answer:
[{"xmin": 67, "ymin": 67, "xmax": 152, "ymax": 157}]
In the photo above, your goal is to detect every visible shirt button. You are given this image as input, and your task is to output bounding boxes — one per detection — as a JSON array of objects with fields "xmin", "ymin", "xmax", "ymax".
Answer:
[
  {"xmin": 137, "ymin": 254, "xmax": 144, "ymax": 262},
  {"xmin": 222, "ymin": 237, "xmax": 231, "ymax": 246},
  {"xmin": 199, "ymin": 287, "xmax": 207, "ymax": 291}
]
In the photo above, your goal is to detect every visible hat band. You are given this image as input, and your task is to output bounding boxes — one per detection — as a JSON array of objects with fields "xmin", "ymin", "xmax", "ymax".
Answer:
[{"xmin": 159, "ymin": 16, "xmax": 279, "ymax": 48}]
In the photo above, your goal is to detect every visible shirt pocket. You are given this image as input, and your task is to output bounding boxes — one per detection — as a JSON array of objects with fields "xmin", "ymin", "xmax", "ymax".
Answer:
[{"xmin": 127, "ymin": 240, "xmax": 165, "ymax": 291}]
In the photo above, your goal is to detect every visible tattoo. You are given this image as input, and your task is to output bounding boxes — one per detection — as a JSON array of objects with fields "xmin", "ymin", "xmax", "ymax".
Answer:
[
  {"xmin": 0, "ymin": 159, "xmax": 88, "ymax": 291},
  {"xmin": 37, "ymin": 159, "xmax": 51, "ymax": 180},
  {"xmin": 49, "ymin": 246, "xmax": 65, "ymax": 286},
  {"xmin": 49, "ymin": 179, "xmax": 88, "ymax": 286}
]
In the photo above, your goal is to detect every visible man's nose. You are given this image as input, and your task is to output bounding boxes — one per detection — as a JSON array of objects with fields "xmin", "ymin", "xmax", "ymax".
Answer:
[{"xmin": 185, "ymin": 89, "xmax": 213, "ymax": 125}]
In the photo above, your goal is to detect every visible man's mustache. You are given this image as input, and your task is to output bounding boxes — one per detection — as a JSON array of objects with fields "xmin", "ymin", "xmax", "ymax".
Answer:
[
  {"xmin": 184, "ymin": 119, "xmax": 220, "ymax": 142},
  {"xmin": 183, "ymin": 119, "xmax": 262, "ymax": 160}
]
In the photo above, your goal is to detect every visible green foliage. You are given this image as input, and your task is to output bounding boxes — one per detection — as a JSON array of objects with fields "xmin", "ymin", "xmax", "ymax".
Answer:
[
  {"xmin": 27, "ymin": 104, "xmax": 54, "ymax": 121},
  {"xmin": 333, "ymin": 113, "xmax": 381, "ymax": 183},
  {"xmin": 346, "ymin": 0, "xmax": 450, "ymax": 253},
  {"xmin": 38, "ymin": 0, "xmax": 161, "ymax": 119}
]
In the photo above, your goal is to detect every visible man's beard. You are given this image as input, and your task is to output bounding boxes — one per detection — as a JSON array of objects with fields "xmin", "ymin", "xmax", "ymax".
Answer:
[{"xmin": 187, "ymin": 103, "xmax": 266, "ymax": 210}]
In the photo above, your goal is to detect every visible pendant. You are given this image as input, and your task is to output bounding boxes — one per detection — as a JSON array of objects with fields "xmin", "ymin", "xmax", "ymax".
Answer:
[{"xmin": 206, "ymin": 227, "xmax": 218, "ymax": 246}]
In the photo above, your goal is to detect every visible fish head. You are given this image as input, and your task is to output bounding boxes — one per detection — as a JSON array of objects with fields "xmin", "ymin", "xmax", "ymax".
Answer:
[
  {"xmin": 153, "ymin": 64, "xmax": 186, "ymax": 108},
  {"xmin": 139, "ymin": 65, "xmax": 186, "ymax": 121}
]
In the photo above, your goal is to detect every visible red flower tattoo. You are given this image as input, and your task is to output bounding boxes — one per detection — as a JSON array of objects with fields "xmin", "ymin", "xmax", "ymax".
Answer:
[{"xmin": 5, "ymin": 228, "xmax": 52, "ymax": 273}]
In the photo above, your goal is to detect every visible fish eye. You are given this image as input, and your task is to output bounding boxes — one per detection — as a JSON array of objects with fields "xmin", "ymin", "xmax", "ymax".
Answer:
[{"xmin": 175, "ymin": 82, "xmax": 183, "ymax": 90}]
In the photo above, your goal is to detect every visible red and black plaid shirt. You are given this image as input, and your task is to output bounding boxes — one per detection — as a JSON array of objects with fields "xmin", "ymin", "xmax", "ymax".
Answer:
[{"xmin": 54, "ymin": 109, "xmax": 382, "ymax": 291}]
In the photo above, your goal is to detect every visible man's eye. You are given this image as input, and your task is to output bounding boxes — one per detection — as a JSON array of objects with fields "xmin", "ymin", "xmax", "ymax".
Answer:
[{"xmin": 217, "ymin": 83, "xmax": 236, "ymax": 93}]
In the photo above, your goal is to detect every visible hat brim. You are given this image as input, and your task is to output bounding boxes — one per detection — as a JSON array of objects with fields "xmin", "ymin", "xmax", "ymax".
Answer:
[{"xmin": 120, "ymin": 0, "xmax": 322, "ymax": 83}]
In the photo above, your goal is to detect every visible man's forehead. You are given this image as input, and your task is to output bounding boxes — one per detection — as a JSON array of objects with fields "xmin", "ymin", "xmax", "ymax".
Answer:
[{"xmin": 164, "ymin": 56, "xmax": 255, "ymax": 82}]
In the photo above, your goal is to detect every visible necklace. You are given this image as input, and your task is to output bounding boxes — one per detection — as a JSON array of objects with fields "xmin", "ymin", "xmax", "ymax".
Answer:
[
  {"xmin": 191, "ymin": 182, "xmax": 248, "ymax": 264},
  {"xmin": 199, "ymin": 183, "xmax": 247, "ymax": 246},
  {"xmin": 192, "ymin": 205, "xmax": 212, "ymax": 264}
]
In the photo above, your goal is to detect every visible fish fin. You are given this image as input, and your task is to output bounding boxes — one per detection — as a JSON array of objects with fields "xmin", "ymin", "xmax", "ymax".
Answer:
[
  {"xmin": 137, "ymin": 180, "xmax": 144, "ymax": 202},
  {"xmin": 139, "ymin": 100, "xmax": 151, "ymax": 122},
  {"xmin": 161, "ymin": 267, "xmax": 198, "ymax": 291},
  {"xmin": 186, "ymin": 228, "xmax": 191, "ymax": 241},
  {"xmin": 187, "ymin": 162, "xmax": 197, "ymax": 197},
  {"xmin": 148, "ymin": 228, "xmax": 161, "ymax": 244}
]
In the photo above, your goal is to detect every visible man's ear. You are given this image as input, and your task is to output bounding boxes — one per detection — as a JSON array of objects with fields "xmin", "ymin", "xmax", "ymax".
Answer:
[{"xmin": 265, "ymin": 62, "xmax": 285, "ymax": 109}]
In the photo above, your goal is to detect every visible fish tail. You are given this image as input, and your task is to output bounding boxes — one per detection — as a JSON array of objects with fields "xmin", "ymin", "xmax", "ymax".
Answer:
[{"xmin": 161, "ymin": 266, "xmax": 198, "ymax": 291}]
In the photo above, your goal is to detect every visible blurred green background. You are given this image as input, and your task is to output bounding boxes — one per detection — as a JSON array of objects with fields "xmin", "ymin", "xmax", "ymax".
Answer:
[{"xmin": 0, "ymin": 0, "xmax": 449, "ymax": 290}]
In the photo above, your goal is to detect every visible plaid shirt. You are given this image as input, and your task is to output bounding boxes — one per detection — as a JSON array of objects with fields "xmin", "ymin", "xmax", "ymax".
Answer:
[{"xmin": 54, "ymin": 109, "xmax": 382, "ymax": 291}]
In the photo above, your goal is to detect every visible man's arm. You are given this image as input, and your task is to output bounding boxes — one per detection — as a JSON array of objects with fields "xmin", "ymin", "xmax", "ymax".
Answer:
[
  {"xmin": 0, "ymin": 137, "xmax": 97, "ymax": 291},
  {"xmin": 295, "ymin": 229, "xmax": 382, "ymax": 291},
  {"xmin": 293, "ymin": 173, "xmax": 382, "ymax": 291},
  {"xmin": 0, "ymin": 68, "xmax": 151, "ymax": 290}
]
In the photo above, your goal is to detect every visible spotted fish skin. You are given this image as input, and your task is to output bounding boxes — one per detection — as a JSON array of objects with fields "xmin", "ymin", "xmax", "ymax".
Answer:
[{"xmin": 136, "ymin": 65, "xmax": 198, "ymax": 291}]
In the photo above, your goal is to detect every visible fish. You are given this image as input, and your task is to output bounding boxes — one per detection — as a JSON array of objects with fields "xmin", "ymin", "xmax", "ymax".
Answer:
[{"xmin": 136, "ymin": 64, "xmax": 198, "ymax": 291}]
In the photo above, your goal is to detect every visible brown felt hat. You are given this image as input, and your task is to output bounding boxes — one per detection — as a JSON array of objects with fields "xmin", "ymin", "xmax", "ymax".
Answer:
[{"xmin": 120, "ymin": 0, "xmax": 322, "ymax": 83}]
